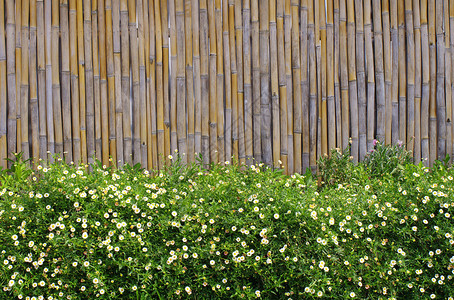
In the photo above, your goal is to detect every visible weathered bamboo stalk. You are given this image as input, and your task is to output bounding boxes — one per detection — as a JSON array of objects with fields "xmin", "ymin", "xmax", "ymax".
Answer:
[
  {"xmin": 234, "ymin": 0, "xmax": 245, "ymax": 165},
  {"xmin": 327, "ymin": 0, "xmax": 336, "ymax": 152},
  {"xmin": 390, "ymin": 0, "xmax": 399, "ymax": 144},
  {"xmin": 44, "ymin": 0, "xmax": 54, "ymax": 162},
  {"xmin": 137, "ymin": 0, "xmax": 147, "ymax": 168},
  {"xmin": 319, "ymin": 0, "xmax": 327, "ymax": 158},
  {"xmin": 230, "ymin": 0, "xmax": 239, "ymax": 162},
  {"xmin": 186, "ymin": 0, "xmax": 195, "ymax": 163},
  {"xmin": 301, "ymin": 0, "xmax": 309, "ymax": 171},
  {"xmin": 420, "ymin": 0, "xmax": 430, "ymax": 165},
  {"xmin": 77, "ymin": 0, "xmax": 87, "ymax": 164},
  {"xmin": 412, "ymin": 0, "xmax": 421, "ymax": 162},
  {"xmin": 15, "ymin": 0, "xmax": 22, "ymax": 155},
  {"xmin": 52, "ymin": 0, "xmax": 63, "ymax": 157},
  {"xmin": 0, "ymin": 0, "xmax": 7, "ymax": 168},
  {"xmin": 30, "ymin": 0, "xmax": 39, "ymax": 166},
  {"xmin": 143, "ymin": 0, "xmax": 151, "ymax": 169},
  {"xmin": 84, "ymin": 0, "xmax": 95, "ymax": 165},
  {"xmin": 37, "ymin": 0, "xmax": 47, "ymax": 162},
  {"xmin": 260, "ymin": 0, "xmax": 271, "ymax": 166},
  {"xmin": 243, "ymin": 0, "xmax": 253, "ymax": 166},
  {"xmin": 347, "ymin": 0, "xmax": 358, "ymax": 162},
  {"xmin": 398, "ymin": 0, "xmax": 407, "ymax": 146},
  {"xmin": 308, "ymin": 0, "xmax": 316, "ymax": 171},
  {"xmin": 200, "ymin": 0, "xmax": 209, "ymax": 166},
  {"xmin": 69, "ymin": 0, "xmax": 81, "ymax": 164},
  {"xmin": 120, "ymin": 0, "xmax": 131, "ymax": 164},
  {"xmin": 436, "ymin": 0, "xmax": 446, "ymax": 160},
  {"xmin": 269, "ymin": 0, "xmax": 280, "ymax": 169},
  {"xmin": 429, "ymin": 0, "xmax": 437, "ymax": 165},
  {"xmin": 316, "ymin": 0, "xmax": 322, "ymax": 163},
  {"xmin": 382, "ymin": 0, "xmax": 391, "ymax": 145},
  {"xmin": 150, "ymin": 0, "xmax": 158, "ymax": 168},
  {"xmin": 222, "ymin": 0, "xmax": 231, "ymax": 163},
  {"xmin": 169, "ymin": 0, "xmax": 177, "ymax": 159},
  {"xmin": 334, "ymin": 0, "xmax": 342, "ymax": 150},
  {"xmin": 339, "ymin": 0, "xmax": 349, "ymax": 150},
  {"xmin": 450, "ymin": 0, "xmax": 454, "ymax": 162},
  {"xmin": 161, "ymin": 0, "xmax": 171, "ymax": 162},
  {"xmin": 444, "ymin": 0, "xmax": 452, "ymax": 163},
  {"xmin": 21, "ymin": 0, "xmax": 30, "ymax": 162},
  {"xmin": 277, "ymin": 0, "xmax": 288, "ymax": 173},
  {"xmin": 193, "ymin": 0, "xmax": 202, "ymax": 159},
  {"xmin": 215, "ymin": 0, "xmax": 224, "ymax": 164},
  {"xmin": 406, "ymin": 0, "xmax": 415, "ymax": 155},
  {"xmin": 112, "ymin": 0, "xmax": 123, "ymax": 166},
  {"xmin": 155, "ymin": 0, "xmax": 165, "ymax": 168},
  {"xmin": 98, "ymin": 0, "xmax": 109, "ymax": 165},
  {"xmin": 355, "ymin": 0, "xmax": 366, "ymax": 160},
  {"xmin": 252, "ymin": 0, "xmax": 261, "ymax": 163},
  {"xmin": 285, "ymin": 0, "xmax": 293, "ymax": 173},
  {"xmin": 177, "ymin": 0, "xmax": 188, "ymax": 163},
  {"xmin": 364, "ymin": 0, "xmax": 375, "ymax": 151},
  {"xmin": 208, "ymin": 0, "xmax": 218, "ymax": 164},
  {"xmin": 373, "ymin": 0, "xmax": 385, "ymax": 144},
  {"xmin": 6, "ymin": 0, "xmax": 16, "ymax": 165}
]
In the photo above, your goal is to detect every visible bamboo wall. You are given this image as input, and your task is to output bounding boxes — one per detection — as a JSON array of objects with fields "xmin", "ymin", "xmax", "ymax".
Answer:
[{"xmin": 0, "ymin": 0, "xmax": 454, "ymax": 174}]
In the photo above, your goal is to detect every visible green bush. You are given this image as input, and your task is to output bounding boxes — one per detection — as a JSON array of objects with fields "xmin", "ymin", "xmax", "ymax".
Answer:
[
  {"xmin": 317, "ymin": 145, "xmax": 355, "ymax": 188},
  {"xmin": 0, "ymin": 154, "xmax": 454, "ymax": 299}
]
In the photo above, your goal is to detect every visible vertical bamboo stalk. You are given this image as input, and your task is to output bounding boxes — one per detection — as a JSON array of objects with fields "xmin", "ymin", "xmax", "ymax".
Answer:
[
  {"xmin": 30, "ymin": 0, "xmax": 39, "ymax": 166},
  {"xmin": 252, "ymin": 0, "xmax": 261, "ymax": 163},
  {"xmin": 0, "ymin": 0, "xmax": 7, "ymax": 168},
  {"xmin": 277, "ymin": 0, "xmax": 288, "ymax": 172},
  {"xmin": 234, "ymin": 0, "xmax": 244, "ymax": 165},
  {"xmin": 37, "ymin": 0, "xmax": 47, "ymax": 162},
  {"xmin": 413, "ymin": 0, "xmax": 422, "ymax": 162},
  {"xmin": 301, "ymin": 0, "xmax": 309, "ymax": 171},
  {"xmin": 243, "ymin": 0, "xmax": 253, "ymax": 166},
  {"xmin": 112, "ymin": 0, "xmax": 123, "ymax": 166},
  {"xmin": 429, "ymin": 0, "xmax": 437, "ymax": 165},
  {"xmin": 308, "ymin": 0, "xmax": 316, "ymax": 171},
  {"xmin": 84, "ymin": 0, "xmax": 95, "ymax": 165},
  {"xmin": 169, "ymin": 0, "xmax": 177, "ymax": 158},
  {"xmin": 319, "ymin": 0, "xmax": 327, "ymax": 159},
  {"xmin": 334, "ymin": 0, "xmax": 342, "ymax": 150},
  {"xmin": 105, "ymin": 0, "xmax": 118, "ymax": 166},
  {"xmin": 6, "ymin": 0, "xmax": 16, "ymax": 165},
  {"xmin": 177, "ymin": 0, "xmax": 188, "ymax": 163},
  {"xmin": 185, "ymin": 0, "xmax": 195, "ymax": 163},
  {"xmin": 347, "ymin": 0, "xmax": 359, "ymax": 162},
  {"xmin": 285, "ymin": 0, "xmax": 293, "ymax": 173},
  {"xmin": 161, "ymin": 0, "xmax": 171, "ymax": 162},
  {"xmin": 69, "ymin": 0, "xmax": 81, "ymax": 165},
  {"xmin": 45, "ymin": 0, "xmax": 54, "ymax": 162},
  {"xmin": 143, "ymin": 0, "xmax": 151, "ymax": 169},
  {"xmin": 216, "ymin": 0, "xmax": 225, "ymax": 164},
  {"xmin": 450, "ymin": 0, "xmax": 454, "ymax": 162},
  {"xmin": 193, "ymin": 0, "xmax": 202, "ymax": 159},
  {"xmin": 364, "ymin": 0, "xmax": 375, "ymax": 150},
  {"xmin": 373, "ymin": 0, "xmax": 385, "ymax": 144},
  {"xmin": 327, "ymin": 0, "xmax": 336, "ymax": 152},
  {"xmin": 398, "ymin": 0, "xmax": 407, "ymax": 146},
  {"xmin": 445, "ymin": 0, "xmax": 452, "ymax": 162},
  {"xmin": 291, "ymin": 0, "xmax": 302, "ymax": 173},
  {"xmin": 129, "ymin": 0, "xmax": 140, "ymax": 165},
  {"xmin": 230, "ymin": 0, "xmax": 239, "ymax": 162},
  {"xmin": 222, "ymin": 0, "xmax": 232, "ymax": 162},
  {"xmin": 99, "ymin": 0, "xmax": 109, "ymax": 165},
  {"xmin": 208, "ymin": 0, "xmax": 218, "ymax": 164},
  {"xmin": 339, "ymin": 0, "xmax": 349, "ymax": 150},
  {"xmin": 137, "ymin": 0, "xmax": 147, "ymax": 168},
  {"xmin": 390, "ymin": 0, "xmax": 399, "ymax": 144},
  {"xmin": 52, "ymin": 0, "xmax": 63, "ymax": 157},
  {"xmin": 155, "ymin": 0, "xmax": 165, "ymax": 168},
  {"xmin": 21, "ymin": 0, "xmax": 30, "ymax": 162},
  {"xmin": 420, "ymin": 0, "xmax": 430, "ymax": 165},
  {"xmin": 436, "ymin": 0, "xmax": 446, "ymax": 160},
  {"xmin": 382, "ymin": 0, "xmax": 392, "ymax": 145},
  {"xmin": 200, "ymin": 0, "xmax": 209, "ymax": 166},
  {"xmin": 92, "ymin": 0, "xmax": 102, "ymax": 162},
  {"xmin": 269, "ymin": 0, "xmax": 280, "ymax": 169},
  {"xmin": 77, "ymin": 0, "xmax": 87, "ymax": 164},
  {"xmin": 355, "ymin": 0, "xmax": 366, "ymax": 160},
  {"xmin": 15, "ymin": 0, "xmax": 22, "ymax": 155},
  {"xmin": 316, "ymin": 0, "xmax": 322, "ymax": 163},
  {"xmin": 149, "ymin": 0, "xmax": 158, "ymax": 168},
  {"xmin": 406, "ymin": 0, "xmax": 415, "ymax": 155},
  {"xmin": 260, "ymin": 0, "xmax": 271, "ymax": 166},
  {"xmin": 120, "ymin": 0, "xmax": 131, "ymax": 164}
]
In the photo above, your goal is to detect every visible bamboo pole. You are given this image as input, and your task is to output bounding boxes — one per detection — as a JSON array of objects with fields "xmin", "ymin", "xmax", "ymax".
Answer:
[
  {"xmin": 291, "ymin": 0, "xmax": 302, "ymax": 173},
  {"xmin": 308, "ymin": 0, "xmax": 316, "ymax": 171},
  {"xmin": 93, "ymin": 0, "xmax": 102, "ymax": 162},
  {"xmin": 112, "ymin": 0, "xmax": 123, "ymax": 166},
  {"xmin": 77, "ymin": 0, "xmax": 87, "ymax": 164},
  {"xmin": 334, "ymin": 0, "xmax": 342, "ymax": 150},
  {"xmin": 194, "ymin": 0, "xmax": 202, "ymax": 159},
  {"xmin": 0, "ymin": 0, "xmax": 7, "ymax": 169},
  {"xmin": 319, "ymin": 0, "xmax": 327, "ymax": 159},
  {"xmin": 137, "ymin": 0, "xmax": 147, "ymax": 168},
  {"xmin": 52, "ymin": 0, "xmax": 63, "ymax": 157},
  {"xmin": 129, "ymin": 0, "xmax": 140, "ymax": 165},
  {"xmin": 6, "ymin": 0, "xmax": 16, "ymax": 165},
  {"xmin": 150, "ymin": 0, "xmax": 158, "ymax": 168},
  {"xmin": 223, "ymin": 0, "xmax": 232, "ymax": 163},
  {"xmin": 177, "ymin": 0, "xmax": 188, "ymax": 163},
  {"xmin": 106, "ymin": 0, "xmax": 118, "ymax": 166},
  {"xmin": 445, "ymin": 0, "xmax": 452, "ymax": 163},
  {"xmin": 30, "ymin": 0, "xmax": 39, "ymax": 166},
  {"xmin": 169, "ymin": 0, "xmax": 177, "ymax": 158},
  {"xmin": 429, "ymin": 0, "xmax": 437, "ymax": 165},
  {"xmin": 230, "ymin": 0, "xmax": 239, "ymax": 162},
  {"xmin": 383, "ymin": 0, "xmax": 392, "ymax": 145},
  {"xmin": 316, "ymin": 0, "xmax": 322, "ymax": 163},
  {"xmin": 285, "ymin": 0, "xmax": 293, "ymax": 173},
  {"xmin": 347, "ymin": 0, "xmax": 359, "ymax": 162},
  {"xmin": 373, "ymin": 0, "xmax": 385, "ymax": 144},
  {"xmin": 406, "ymin": 0, "xmax": 415, "ymax": 156},
  {"xmin": 252, "ymin": 0, "xmax": 261, "ymax": 163},
  {"xmin": 143, "ymin": 0, "xmax": 151, "ymax": 169},
  {"xmin": 398, "ymin": 0, "xmax": 407, "ymax": 146},
  {"xmin": 339, "ymin": 0, "xmax": 349, "ymax": 150},
  {"xmin": 327, "ymin": 0, "xmax": 336, "ymax": 153},
  {"xmin": 200, "ymin": 0, "xmax": 209, "ymax": 166},
  {"xmin": 216, "ymin": 0, "xmax": 225, "ymax": 164},
  {"xmin": 208, "ymin": 0, "xmax": 218, "ymax": 164},
  {"xmin": 301, "ymin": 0, "xmax": 309, "ymax": 171},
  {"xmin": 15, "ymin": 0, "xmax": 21, "ymax": 155},
  {"xmin": 155, "ymin": 0, "xmax": 165, "ymax": 168},
  {"xmin": 69, "ymin": 0, "xmax": 81, "ymax": 165},
  {"xmin": 391, "ymin": 0, "xmax": 399, "ymax": 144},
  {"xmin": 270, "ymin": 0, "xmax": 280, "ymax": 169},
  {"xmin": 161, "ymin": 0, "xmax": 171, "ymax": 162},
  {"xmin": 412, "ymin": 0, "xmax": 422, "ymax": 162},
  {"xmin": 234, "ymin": 0, "xmax": 244, "ymax": 165},
  {"xmin": 450, "ymin": 0, "xmax": 454, "ymax": 162},
  {"xmin": 186, "ymin": 0, "xmax": 195, "ymax": 163},
  {"xmin": 421, "ymin": 0, "xmax": 430, "ymax": 165},
  {"xmin": 355, "ymin": 0, "xmax": 366, "ymax": 160},
  {"xmin": 260, "ymin": 0, "xmax": 271, "ymax": 166},
  {"xmin": 37, "ymin": 0, "xmax": 47, "ymax": 162},
  {"xmin": 243, "ymin": 0, "xmax": 253, "ymax": 166},
  {"xmin": 84, "ymin": 0, "xmax": 95, "ymax": 165},
  {"xmin": 45, "ymin": 0, "xmax": 54, "ymax": 162},
  {"xmin": 98, "ymin": 0, "xmax": 109, "ymax": 165},
  {"xmin": 21, "ymin": 0, "xmax": 30, "ymax": 162},
  {"xmin": 436, "ymin": 0, "xmax": 446, "ymax": 160},
  {"xmin": 277, "ymin": 0, "xmax": 288, "ymax": 173},
  {"xmin": 364, "ymin": 0, "xmax": 374, "ymax": 151}
]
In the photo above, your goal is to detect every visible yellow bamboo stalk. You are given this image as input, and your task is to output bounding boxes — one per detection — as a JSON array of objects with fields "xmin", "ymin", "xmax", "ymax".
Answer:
[
  {"xmin": 143, "ymin": 0, "xmax": 151, "ymax": 169},
  {"xmin": 382, "ymin": 0, "xmax": 392, "ymax": 145},
  {"xmin": 0, "ymin": 0, "xmax": 7, "ymax": 168},
  {"xmin": 429, "ymin": 0, "xmax": 437, "ymax": 165},
  {"xmin": 93, "ymin": 0, "xmax": 102, "ymax": 161},
  {"xmin": 398, "ymin": 0, "xmax": 407, "ymax": 146},
  {"xmin": 406, "ymin": 0, "xmax": 415, "ymax": 156},
  {"xmin": 30, "ymin": 0, "xmax": 39, "ymax": 166},
  {"xmin": 269, "ymin": 0, "xmax": 280, "ymax": 169},
  {"xmin": 444, "ymin": 0, "xmax": 451, "ymax": 163},
  {"xmin": 234, "ymin": 0, "xmax": 244, "ymax": 166},
  {"xmin": 84, "ymin": 0, "xmax": 95, "ymax": 164},
  {"xmin": 307, "ymin": 0, "xmax": 316, "ymax": 171},
  {"xmin": 52, "ymin": 0, "xmax": 63, "ymax": 157},
  {"xmin": 6, "ymin": 0, "xmax": 17, "ymax": 165},
  {"xmin": 222, "ymin": 0, "xmax": 232, "ymax": 163},
  {"xmin": 216, "ymin": 0, "xmax": 225, "ymax": 164},
  {"xmin": 364, "ymin": 0, "xmax": 375, "ymax": 150},
  {"xmin": 413, "ymin": 0, "xmax": 422, "ymax": 162},
  {"xmin": 186, "ymin": 0, "xmax": 195, "ymax": 163},
  {"xmin": 161, "ymin": 0, "xmax": 171, "ymax": 162},
  {"xmin": 229, "ymin": 0, "xmax": 238, "ymax": 162},
  {"xmin": 334, "ymin": 0, "xmax": 342, "ymax": 150},
  {"xmin": 208, "ymin": 0, "xmax": 218, "ymax": 164},
  {"xmin": 155, "ymin": 0, "xmax": 165, "ymax": 169},
  {"xmin": 193, "ymin": 0, "xmax": 202, "ymax": 159},
  {"xmin": 320, "ymin": 0, "xmax": 328, "ymax": 158},
  {"xmin": 77, "ymin": 0, "xmax": 87, "ymax": 164},
  {"xmin": 169, "ymin": 0, "xmax": 177, "ymax": 158},
  {"xmin": 112, "ymin": 0, "xmax": 123, "ymax": 166},
  {"xmin": 252, "ymin": 0, "xmax": 261, "ymax": 162},
  {"xmin": 37, "ymin": 0, "xmax": 47, "ymax": 162},
  {"xmin": 149, "ymin": 0, "xmax": 158, "ymax": 168},
  {"xmin": 21, "ymin": 0, "xmax": 30, "ymax": 162},
  {"xmin": 339, "ymin": 0, "xmax": 349, "ymax": 150}
]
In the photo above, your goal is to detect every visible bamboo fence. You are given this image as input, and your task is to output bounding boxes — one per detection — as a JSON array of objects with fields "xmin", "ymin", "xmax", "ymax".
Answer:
[{"xmin": 1, "ymin": 0, "xmax": 454, "ymax": 172}]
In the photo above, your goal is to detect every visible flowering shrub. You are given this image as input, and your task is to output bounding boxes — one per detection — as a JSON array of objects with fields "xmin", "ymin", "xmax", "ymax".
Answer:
[{"xmin": 0, "ymin": 154, "xmax": 454, "ymax": 299}]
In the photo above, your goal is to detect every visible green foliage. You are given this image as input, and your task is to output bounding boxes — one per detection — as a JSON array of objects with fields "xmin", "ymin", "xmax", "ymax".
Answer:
[
  {"xmin": 0, "ymin": 153, "xmax": 33, "ymax": 191},
  {"xmin": 317, "ymin": 145, "xmax": 355, "ymax": 188},
  {"xmin": 0, "ymin": 155, "xmax": 454, "ymax": 299}
]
